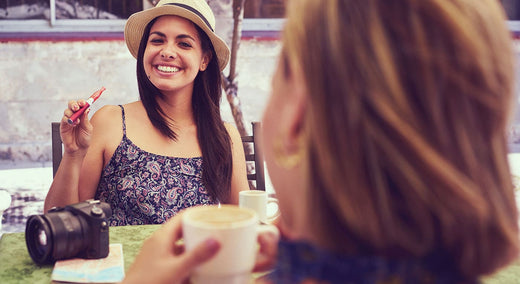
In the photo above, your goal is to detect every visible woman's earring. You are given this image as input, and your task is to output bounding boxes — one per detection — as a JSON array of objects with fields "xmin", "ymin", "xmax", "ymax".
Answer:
[{"xmin": 272, "ymin": 135, "xmax": 304, "ymax": 169}]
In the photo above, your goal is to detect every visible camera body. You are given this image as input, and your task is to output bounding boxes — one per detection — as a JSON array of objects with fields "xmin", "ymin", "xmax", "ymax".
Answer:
[{"xmin": 25, "ymin": 199, "xmax": 112, "ymax": 265}]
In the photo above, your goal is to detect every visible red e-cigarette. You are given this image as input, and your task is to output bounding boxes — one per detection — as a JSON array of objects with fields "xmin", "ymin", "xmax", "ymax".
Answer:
[{"xmin": 67, "ymin": 87, "xmax": 106, "ymax": 125}]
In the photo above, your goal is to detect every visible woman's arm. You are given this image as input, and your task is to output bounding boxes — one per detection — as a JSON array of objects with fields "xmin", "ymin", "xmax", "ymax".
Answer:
[
  {"xmin": 44, "ymin": 99, "xmax": 96, "ymax": 212},
  {"xmin": 78, "ymin": 105, "xmax": 123, "ymax": 201},
  {"xmin": 44, "ymin": 104, "xmax": 121, "ymax": 212},
  {"xmin": 225, "ymin": 123, "xmax": 249, "ymax": 204}
]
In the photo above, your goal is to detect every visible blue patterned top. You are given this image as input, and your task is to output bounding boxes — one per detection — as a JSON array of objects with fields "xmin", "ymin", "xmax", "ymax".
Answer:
[
  {"xmin": 94, "ymin": 105, "xmax": 216, "ymax": 226},
  {"xmin": 268, "ymin": 240, "xmax": 478, "ymax": 284}
]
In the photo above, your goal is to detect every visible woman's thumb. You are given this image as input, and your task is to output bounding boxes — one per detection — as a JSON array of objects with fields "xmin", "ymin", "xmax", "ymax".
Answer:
[{"xmin": 179, "ymin": 238, "xmax": 220, "ymax": 271}]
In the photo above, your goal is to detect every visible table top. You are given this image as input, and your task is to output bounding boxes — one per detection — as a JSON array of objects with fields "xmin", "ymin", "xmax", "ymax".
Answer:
[
  {"xmin": 0, "ymin": 224, "xmax": 161, "ymax": 284},
  {"xmin": 1, "ymin": 224, "xmax": 520, "ymax": 284}
]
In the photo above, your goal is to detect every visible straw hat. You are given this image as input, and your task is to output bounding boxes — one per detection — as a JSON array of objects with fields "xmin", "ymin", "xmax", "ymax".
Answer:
[{"xmin": 125, "ymin": 0, "xmax": 230, "ymax": 71}]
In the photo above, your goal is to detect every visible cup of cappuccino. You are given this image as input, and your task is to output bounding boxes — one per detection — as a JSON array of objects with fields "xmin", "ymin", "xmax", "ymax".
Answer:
[{"xmin": 182, "ymin": 205, "xmax": 263, "ymax": 284}]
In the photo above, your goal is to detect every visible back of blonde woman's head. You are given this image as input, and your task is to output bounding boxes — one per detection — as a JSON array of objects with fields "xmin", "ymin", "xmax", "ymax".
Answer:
[{"xmin": 283, "ymin": 0, "xmax": 519, "ymax": 277}]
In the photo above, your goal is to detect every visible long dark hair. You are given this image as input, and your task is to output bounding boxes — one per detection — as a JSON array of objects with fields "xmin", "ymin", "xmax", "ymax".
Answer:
[{"xmin": 136, "ymin": 17, "xmax": 232, "ymax": 203}]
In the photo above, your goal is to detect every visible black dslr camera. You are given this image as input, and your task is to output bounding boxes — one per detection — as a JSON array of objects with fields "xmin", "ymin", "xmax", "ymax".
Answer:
[{"xmin": 25, "ymin": 199, "xmax": 112, "ymax": 265}]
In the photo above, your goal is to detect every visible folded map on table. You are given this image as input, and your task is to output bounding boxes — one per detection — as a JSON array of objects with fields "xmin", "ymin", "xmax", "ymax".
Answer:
[{"xmin": 51, "ymin": 243, "xmax": 125, "ymax": 284}]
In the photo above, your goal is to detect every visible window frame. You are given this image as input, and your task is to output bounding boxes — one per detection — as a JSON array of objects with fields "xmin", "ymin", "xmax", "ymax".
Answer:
[
  {"xmin": 0, "ymin": 18, "xmax": 284, "ymax": 40},
  {"xmin": 0, "ymin": 1, "xmax": 284, "ymax": 39},
  {"xmin": 0, "ymin": 0, "xmax": 128, "ymax": 33}
]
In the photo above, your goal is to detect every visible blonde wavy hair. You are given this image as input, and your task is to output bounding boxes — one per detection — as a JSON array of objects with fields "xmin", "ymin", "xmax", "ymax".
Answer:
[{"xmin": 283, "ymin": 0, "xmax": 519, "ymax": 277}]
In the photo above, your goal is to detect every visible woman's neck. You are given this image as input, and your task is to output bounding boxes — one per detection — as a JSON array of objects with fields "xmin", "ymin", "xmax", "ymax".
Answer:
[{"xmin": 156, "ymin": 90, "xmax": 196, "ymax": 128}]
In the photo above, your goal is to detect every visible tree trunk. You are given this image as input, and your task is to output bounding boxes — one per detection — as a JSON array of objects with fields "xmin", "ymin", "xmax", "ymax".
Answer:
[
  {"xmin": 209, "ymin": 0, "xmax": 248, "ymax": 136},
  {"xmin": 210, "ymin": 0, "xmax": 256, "ymax": 189}
]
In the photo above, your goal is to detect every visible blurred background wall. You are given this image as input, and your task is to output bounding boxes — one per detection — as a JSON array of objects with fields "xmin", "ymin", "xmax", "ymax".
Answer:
[
  {"xmin": 0, "ymin": 0, "xmax": 285, "ymax": 166},
  {"xmin": 1, "ymin": 0, "xmax": 520, "ymax": 166},
  {"xmin": 0, "ymin": 38, "xmax": 280, "ymax": 165}
]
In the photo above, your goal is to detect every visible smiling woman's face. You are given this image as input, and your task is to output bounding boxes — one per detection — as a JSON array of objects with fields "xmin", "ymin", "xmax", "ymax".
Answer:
[{"xmin": 143, "ymin": 15, "xmax": 210, "ymax": 96}]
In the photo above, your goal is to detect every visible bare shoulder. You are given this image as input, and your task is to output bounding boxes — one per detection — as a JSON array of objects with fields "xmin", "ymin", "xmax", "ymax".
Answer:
[
  {"xmin": 224, "ymin": 122, "xmax": 246, "ymax": 156},
  {"xmin": 90, "ymin": 105, "xmax": 123, "ymax": 132},
  {"xmin": 224, "ymin": 122, "xmax": 242, "ymax": 141},
  {"xmin": 89, "ymin": 105, "xmax": 126, "ymax": 148},
  {"xmin": 91, "ymin": 105, "xmax": 122, "ymax": 120}
]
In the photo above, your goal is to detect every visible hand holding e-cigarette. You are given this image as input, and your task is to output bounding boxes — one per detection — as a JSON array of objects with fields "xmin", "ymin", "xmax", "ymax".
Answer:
[{"xmin": 67, "ymin": 87, "xmax": 106, "ymax": 125}]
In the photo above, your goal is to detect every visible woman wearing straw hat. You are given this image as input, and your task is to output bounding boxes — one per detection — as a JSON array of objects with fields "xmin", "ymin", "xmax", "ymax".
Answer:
[{"xmin": 44, "ymin": 0, "xmax": 249, "ymax": 226}]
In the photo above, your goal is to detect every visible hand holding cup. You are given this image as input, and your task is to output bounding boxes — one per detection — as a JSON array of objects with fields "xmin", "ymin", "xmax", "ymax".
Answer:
[{"xmin": 182, "ymin": 205, "xmax": 279, "ymax": 284}]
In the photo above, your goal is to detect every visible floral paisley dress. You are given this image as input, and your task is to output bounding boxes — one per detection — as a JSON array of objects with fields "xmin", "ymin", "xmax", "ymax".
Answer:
[{"xmin": 94, "ymin": 105, "xmax": 216, "ymax": 226}]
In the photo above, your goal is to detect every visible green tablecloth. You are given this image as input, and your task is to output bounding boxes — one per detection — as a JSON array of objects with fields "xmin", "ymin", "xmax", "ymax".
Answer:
[
  {"xmin": 0, "ymin": 224, "xmax": 519, "ymax": 283},
  {"xmin": 482, "ymin": 259, "xmax": 520, "ymax": 284},
  {"xmin": 0, "ymin": 225, "xmax": 161, "ymax": 284}
]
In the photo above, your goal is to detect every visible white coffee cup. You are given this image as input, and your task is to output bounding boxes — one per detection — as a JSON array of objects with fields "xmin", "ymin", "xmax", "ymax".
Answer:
[
  {"xmin": 239, "ymin": 190, "xmax": 280, "ymax": 224},
  {"xmin": 183, "ymin": 205, "xmax": 272, "ymax": 284}
]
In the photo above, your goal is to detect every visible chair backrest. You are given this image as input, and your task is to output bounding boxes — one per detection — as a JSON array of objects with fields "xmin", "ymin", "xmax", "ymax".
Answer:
[
  {"xmin": 51, "ymin": 121, "xmax": 266, "ymax": 190},
  {"xmin": 242, "ymin": 122, "xmax": 266, "ymax": 191},
  {"xmin": 51, "ymin": 122, "xmax": 62, "ymax": 178}
]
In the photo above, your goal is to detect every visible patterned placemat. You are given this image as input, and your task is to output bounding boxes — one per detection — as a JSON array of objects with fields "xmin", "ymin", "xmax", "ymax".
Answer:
[{"xmin": 1, "ymin": 189, "xmax": 45, "ymax": 234}]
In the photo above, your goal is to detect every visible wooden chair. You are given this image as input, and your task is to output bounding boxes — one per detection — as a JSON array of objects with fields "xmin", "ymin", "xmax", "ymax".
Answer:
[
  {"xmin": 242, "ymin": 122, "xmax": 266, "ymax": 190},
  {"xmin": 51, "ymin": 121, "xmax": 266, "ymax": 190},
  {"xmin": 51, "ymin": 122, "xmax": 62, "ymax": 178}
]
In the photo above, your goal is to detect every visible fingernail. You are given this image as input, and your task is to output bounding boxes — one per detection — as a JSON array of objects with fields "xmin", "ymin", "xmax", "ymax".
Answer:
[{"xmin": 205, "ymin": 239, "xmax": 219, "ymax": 253}]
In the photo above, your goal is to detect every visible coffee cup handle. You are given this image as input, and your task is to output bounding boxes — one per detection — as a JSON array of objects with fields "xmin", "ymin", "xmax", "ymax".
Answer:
[
  {"xmin": 266, "ymin": 197, "xmax": 280, "ymax": 223},
  {"xmin": 256, "ymin": 223, "xmax": 280, "ymax": 239}
]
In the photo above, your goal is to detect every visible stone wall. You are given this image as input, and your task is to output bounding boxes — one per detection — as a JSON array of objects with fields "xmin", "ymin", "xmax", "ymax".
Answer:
[{"xmin": 0, "ymin": 38, "xmax": 281, "ymax": 164}]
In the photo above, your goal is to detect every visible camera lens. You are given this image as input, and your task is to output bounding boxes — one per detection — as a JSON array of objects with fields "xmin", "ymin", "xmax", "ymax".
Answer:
[
  {"xmin": 25, "ymin": 215, "xmax": 53, "ymax": 264},
  {"xmin": 25, "ymin": 211, "xmax": 89, "ymax": 265}
]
